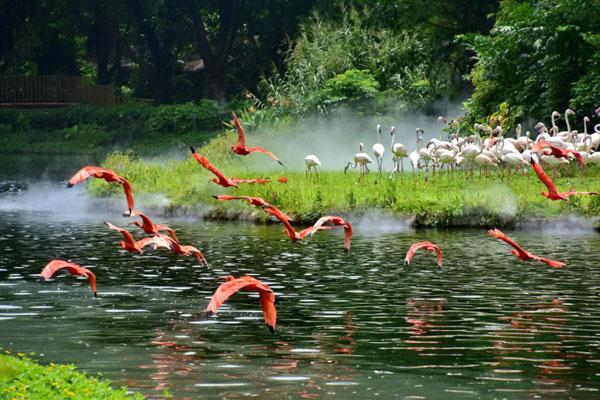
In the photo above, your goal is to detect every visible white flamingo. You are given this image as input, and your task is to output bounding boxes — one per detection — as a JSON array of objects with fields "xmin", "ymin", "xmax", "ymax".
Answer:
[
  {"xmin": 408, "ymin": 128, "xmax": 423, "ymax": 173},
  {"xmin": 345, "ymin": 143, "xmax": 373, "ymax": 180},
  {"xmin": 304, "ymin": 154, "xmax": 321, "ymax": 179},
  {"xmin": 390, "ymin": 126, "xmax": 408, "ymax": 174},
  {"xmin": 373, "ymin": 125, "xmax": 385, "ymax": 174}
]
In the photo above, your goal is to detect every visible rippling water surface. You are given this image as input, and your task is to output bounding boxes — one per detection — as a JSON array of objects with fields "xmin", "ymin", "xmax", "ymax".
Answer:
[{"xmin": 1, "ymin": 155, "xmax": 600, "ymax": 399}]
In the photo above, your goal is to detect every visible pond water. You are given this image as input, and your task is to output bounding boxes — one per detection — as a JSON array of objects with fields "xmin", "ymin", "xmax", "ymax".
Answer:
[{"xmin": 1, "ymin": 154, "xmax": 600, "ymax": 399}]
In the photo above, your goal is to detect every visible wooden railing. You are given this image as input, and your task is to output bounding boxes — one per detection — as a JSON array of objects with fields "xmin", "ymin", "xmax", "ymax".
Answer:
[{"xmin": 0, "ymin": 75, "xmax": 152, "ymax": 107}]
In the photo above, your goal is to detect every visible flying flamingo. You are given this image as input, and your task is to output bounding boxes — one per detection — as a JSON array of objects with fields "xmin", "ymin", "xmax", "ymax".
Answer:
[
  {"xmin": 38, "ymin": 259, "xmax": 97, "ymax": 297},
  {"xmin": 213, "ymin": 195, "xmax": 293, "ymax": 221},
  {"xmin": 404, "ymin": 241, "xmax": 443, "ymax": 268},
  {"xmin": 260, "ymin": 205, "xmax": 333, "ymax": 242},
  {"xmin": 67, "ymin": 166, "xmax": 134, "ymax": 215},
  {"xmin": 191, "ymin": 147, "xmax": 267, "ymax": 187},
  {"xmin": 205, "ymin": 275, "xmax": 277, "ymax": 333},
  {"xmin": 147, "ymin": 233, "xmax": 209, "ymax": 267},
  {"xmin": 532, "ymin": 140, "xmax": 584, "ymax": 167},
  {"xmin": 488, "ymin": 228, "xmax": 566, "ymax": 268},
  {"xmin": 530, "ymin": 155, "xmax": 599, "ymax": 200},
  {"xmin": 231, "ymin": 112, "xmax": 283, "ymax": 165},
  {"xmin": 130, "ymin": 210, "xmax": 178, "ymax": 241},
  {"xmin": 311, "ymin": 216, "xmax": 353, "ymax": 254},
  {"xmin": 104, "ymin": 221, "xmax": 172, "ymax": 254}
]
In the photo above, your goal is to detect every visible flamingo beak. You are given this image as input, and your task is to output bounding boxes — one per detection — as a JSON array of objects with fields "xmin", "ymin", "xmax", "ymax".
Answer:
[
  {"xmin": 66, "ymin": 183, "xmax": 73, "ymax": 188},
  {"xmin": 267, "ymin": 324, "xmax": 275, "ymax": 334},
  {"xmin": 277, "ymin": 160, "xmax": 284, "ymax": 166},
  {"xmin": 344, "ymin": 247, "xmax": 350, "ymax": 255},
  {"xmin": 93, "ymin": 292, "xmax": 98, "ymax": 298},
  {"xmin": 404, "ymin": 260, "xmax": 409, "ymax": 268},
  {"xmin": 205, "ymin": 311, "xmax": 213, "ymax": 319},
  {"xmin": 37, "ymin": 277, "xmax": 46, "ymax": 284}
]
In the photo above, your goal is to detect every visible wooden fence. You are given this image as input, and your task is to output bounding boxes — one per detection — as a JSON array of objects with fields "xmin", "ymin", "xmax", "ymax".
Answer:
[{"xmin": 0, "ymin": 75, "xmax": 152, "ymax": 107}]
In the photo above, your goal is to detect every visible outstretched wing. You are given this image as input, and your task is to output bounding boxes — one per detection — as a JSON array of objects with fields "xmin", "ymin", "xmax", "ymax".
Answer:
[
  {"xmin": 231, "ymin": 177, "xmax": 271, "ymax": 184},
  {"xmin": 533, "ymin": 256, "xmax": 566, "ymax": 268},
  {"xmin": 191, "ymin": 150, "xmax": 232, "ymax": 184},
  {"xmin": 105, "ymin": 221, "xmax": 136, "ymax": 245},
  {"xmin": 67, "ymin": 166, "xmax": 108, "ymax": 187},
  {"xmin": 530, "ymin": 156, "xmax": 560, "ymax": 197},
  {"xmin": 311, "ymin": 216, "xmax": 353, "ymax": 253},
  {"xmin": 246, "ymin": 147, "xmax": 283, "ymax": 165},
  {"xmin": 431, "ymin": 244, "xmax": 443, "ymax": 268},
  {"xmin": 488, "ymin": 228, "xmax": 529, "ymax": 256},
  {"xmin": 205, "ymin": 278, "xmax": 256, "ymax": 315},
  {"xmin": 135, "ymin": 235, "xmax": 173, "ymax": 251},
  {"xmin": 121, "ymin": 179, "xmax": 135, "ymax": 212},
  {"xmin": 39, "ymin": 259, "xmax": 79, "ymax": 280},
  {"xmin": 404, "ymin": 242, "xmax": 432, "ymax": 266},
  {"xmin": 259, "ymin": 290, "xmax": 277, "ymax": 333},
  {"xmin": 232, "ymin": 111, "xmax": 246, "ymax": 148}
]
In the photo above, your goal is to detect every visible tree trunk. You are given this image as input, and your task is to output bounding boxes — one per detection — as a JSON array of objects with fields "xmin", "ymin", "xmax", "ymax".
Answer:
[{"xmin": 127, "ymin": 0, "xmax": 172, "ymax": 103}]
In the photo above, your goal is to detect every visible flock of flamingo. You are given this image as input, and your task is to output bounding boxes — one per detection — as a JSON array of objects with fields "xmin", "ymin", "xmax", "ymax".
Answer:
[
  {"xmin": 336, "ymin": 110, "xmax": 600, "ymax": 181},
  {"xmin": 37, "ymin": 109, "xmax": 597, "ymax": 333}
]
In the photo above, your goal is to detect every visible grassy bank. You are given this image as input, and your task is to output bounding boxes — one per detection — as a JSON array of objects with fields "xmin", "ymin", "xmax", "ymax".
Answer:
[
  {"xmin": 92, "ymin": 135, "xmax": 600, "ymax": 227},
  {"xmin": 0, "ymin": 353, "xmax": 144, "ymax": 399},
  {"xmin": 0, "ymin": 102, "xmax": 227, "ymax": 156}
]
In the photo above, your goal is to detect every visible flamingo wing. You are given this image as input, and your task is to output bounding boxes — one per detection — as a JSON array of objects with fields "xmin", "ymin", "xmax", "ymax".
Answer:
[
  {"xmin": 191, "ymin": 149, "xmax": 233, "ymax": 185},
  {"xmin": 121, "ymin": 179, "xmax": 135, "ymax": 212},
  {"xmin": 561, "ymin": 191, "xmax": 600, "ymax": 197},
  {"xmin": 67, "ymin": 166, "xmax": 110, "ymax": 187},
  {"xmin": 39, "ymin": 260, "xmax": 80, "ymax": 281},
  {"xmin": 180, "ymin": 245, "xmax": 209, "ymax": 267},
  {"xmin": 232, "ymin": 112, "xmax": 247, "ymax": 148},
  {"xmin": 104, "ymin": 221, "xmax": 136, "ymax": 245},
  {"xmin": 259, "ymin": 290, "xmax": 277, "ymax": 333},
  {"xmin": 431, "ymin": 244, "xmax": 443, "ymax": 268},
  {"xmin": 532, "ymin": 255, "xmax": 566, "ymax": 268},
  {"xmin": 246, "ymin": 147, "xmax": 283, "ymax": 165},
  {"xmin": 311, "ymin": 216, "xmax": 353, "ymax": 253},
  {"xmin": 404, "ymin": 242, "xmax": 433, "ymax": 266},
  {"xmin": 231, "ymin": 177, "xmax": 271, "ymax": 184},
  {"xmin": 488, "ymin": 228, "xmax": 530, "ymax": 257},
  {"xmin": 530, "ymin": 157, "xmax": 560, "ymax": 197},
  {"xmin": 205, "ymin": 277, "xmax": 258, "ymax": 316},
  {"xmin": 135, "ymin": 235, "xmax": 173, "ymax": 251}
]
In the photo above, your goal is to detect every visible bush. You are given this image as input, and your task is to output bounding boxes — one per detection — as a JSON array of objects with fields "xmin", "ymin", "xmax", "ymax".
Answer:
[
  {"xmin": 462, "ymin": 0, "xmax": 600, "ymax": 125},
  {"xmin": 0, "ymin": 101, "xmax": 227, "ymax": 155},
  {"xmin": 0, "ymin": 353, "xmax": 144, "ymax": 399}
]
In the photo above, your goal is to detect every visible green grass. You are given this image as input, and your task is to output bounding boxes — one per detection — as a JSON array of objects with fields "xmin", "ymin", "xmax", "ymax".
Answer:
[
  {"xmin": 91, "ymin": 134, "xmax": 600, "ymax": 227},
  {"xmin": 0, "ymin": 353, "xmax": 145, "ymax": 400}
]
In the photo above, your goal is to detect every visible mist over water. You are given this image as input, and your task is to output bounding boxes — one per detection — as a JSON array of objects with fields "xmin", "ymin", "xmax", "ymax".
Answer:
[{"xmin": 237, "ymin": 100, "xmax": 465, "ymax": 172}]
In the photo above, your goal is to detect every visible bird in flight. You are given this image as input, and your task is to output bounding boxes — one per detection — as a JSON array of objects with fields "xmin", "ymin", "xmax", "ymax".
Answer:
[{"xmin": 205, "ymin": 275, "xmax": 277, "ymax": 333}]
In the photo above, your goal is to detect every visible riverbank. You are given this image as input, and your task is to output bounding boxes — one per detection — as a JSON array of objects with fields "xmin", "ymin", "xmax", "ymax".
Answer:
[
  {"xmin": 91, "ymin": 145, "xmax": 600, "ymax": 228},
  {"xmin": 0, "ymin": 353, "xmax": 145, "ymax": 399}
]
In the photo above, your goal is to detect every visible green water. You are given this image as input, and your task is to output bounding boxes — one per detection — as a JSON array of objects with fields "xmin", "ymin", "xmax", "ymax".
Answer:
[{"xmin": 0, "ymin": 155, "xmax": 599, "ymax": 399}]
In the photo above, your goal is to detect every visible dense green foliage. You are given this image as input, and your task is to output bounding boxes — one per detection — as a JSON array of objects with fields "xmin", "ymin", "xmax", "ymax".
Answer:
[
  {"xmin": 0, "ymin": 353, "xmax": 144, "ymax": 399},
  {"xmin": 463, "ymin": 0, "xmax": 600, "ymax": 126},
  {"xmin": 94, "ymin": 146, "xmax": 600, "ymax": 227},
  {"xmin": 0, "ymin": 102, "xmax": 226, "ymax": 154},
  {"xmin": 259, "ymin": 2, "xmax": 497, "ymax": 117}
]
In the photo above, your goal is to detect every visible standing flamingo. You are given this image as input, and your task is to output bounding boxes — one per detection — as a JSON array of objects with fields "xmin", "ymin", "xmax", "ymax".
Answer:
[
  {"xmin": 67, "ymin": 166, "xmax": 134, "ymax": 216},
  {"xmin": 373, "ymin": 125, "xmax": 385, "ymax": 174},
  {"xmin": 305, "ymin": 154, "xmax": 321, "ymax": 179},
  {"xmin": 344, "ymin": 143, "xmax": 373, "ymax": 180},
  {"xmin": 205, "ymin": 275, "xmax": 277, "ymax": 333},
  {"xmin": 38, "ymin": 260, "xmax": 97, "ymax": 297},
  {"xmin": 390, "ymin": 126, "xmax": 408, "ymax": 174},
  {"xmin": 231, "ymin": 112, "xmax": 283, "ymax": 165},
  {"xmin": 488, "ymin": 228, "xmax": 565, "ymax": 268},
  {"xmin": 404, "ymin": 241, "xmax": 443, "ymax": 268}
]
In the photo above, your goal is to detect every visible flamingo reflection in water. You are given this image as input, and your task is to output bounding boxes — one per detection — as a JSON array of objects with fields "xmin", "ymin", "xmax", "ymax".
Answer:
[{"xmin": 404, "ymin": 298, "xmax": 445, "ymax": 352}]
